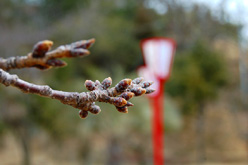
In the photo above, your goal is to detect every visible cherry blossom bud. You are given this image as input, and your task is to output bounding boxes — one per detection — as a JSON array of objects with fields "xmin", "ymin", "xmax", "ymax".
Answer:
[
  {"xmin": 95, "ymin": 80, "xmax": 101, "ymax": 86},
  {"xmin": 119, "ymin": 92, "xmax": 134, "ymax": 101},
  {"xmin": 132, "ymin": 77, "xmax": 144, "ymax": 84},
  {"xmin": 70, "ymin": 38, "xmax": 95, "ymax": 49},
  {"xmin": 79, "ymin": 110, "xmax": 88, "ymax": 119},
  {"xmin": 145, "ymin": 88, "xmax": 156, "ymax": 94},
  {"xmin": 126, "ymin": 101, "xmax": 134, "ymax": 107},
  {"xmin": 141, "ymin": 81, "xmax": 153, "ymax": 88},
  {"xmin": 131, "ymin": 87, "xmax": 146, "ymax": 96},
  {"xmin": 32, "ymin": 40, "xmax": 53, "ymax": 58},
  {"xmin": 115, "ymin": 79, "xmax": 132, "ymax": 92},
  {"xmin": 111, "ymin": 97, "xmax": 127, "ymax": 107},
  {"xmin": 89, "ymin": 105, "xmax": 101, "ymax": 114},
  {"xmin": 70, "ymin": 49, "xmax": 90, "ymax": 57},
  {"xmin": 85, "ymin": 80, "xmax": 96, "ymax": 91},
  {"xmin": 101, "ymin": 77, "xmax": 112, "ymax": 89},
  {"xmin": 46, "ymin": 59, "xmax": 67, "ymax": 67},
  {"xmin": 116, "ymin": 106, "xmax": 128, "ymax": 113}
]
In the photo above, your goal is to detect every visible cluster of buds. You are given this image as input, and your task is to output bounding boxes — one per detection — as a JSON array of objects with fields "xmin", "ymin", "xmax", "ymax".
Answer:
[
  {"xmin": 78, "ymin": 77, "xmax": 155, "ymax": 119},
  {"xmin": 0, "ymin": 38, "xmax": 155, "ymax": 119},
  {"xmin": 30, "ymin": 39, "xmax": 95, "ymax": 70},
  {"xmin": 0, "ymin": 39, "xmax": 94, "ymax": 71}
]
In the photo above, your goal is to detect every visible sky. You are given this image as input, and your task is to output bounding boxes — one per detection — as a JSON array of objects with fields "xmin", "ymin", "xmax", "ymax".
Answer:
[{"xmin": 191, "ymin": 0, "xmax": 248, "ymax": 41}]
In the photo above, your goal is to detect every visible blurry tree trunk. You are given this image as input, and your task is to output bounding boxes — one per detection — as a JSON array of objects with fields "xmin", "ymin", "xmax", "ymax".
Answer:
[
  {"xmin": 196, "ymin": 102, "xmax": 206, "ymax": 163},
  {"xmin": 107, "ymin": 137, "xmax": 122, "ymax": 165},
  {"xmin": 13, "ymin": 126, "xmax": 31, "ymax": 165},
  {"xmin": 20, "ymin": 130, "xmax": 30, "ymax": 165}
]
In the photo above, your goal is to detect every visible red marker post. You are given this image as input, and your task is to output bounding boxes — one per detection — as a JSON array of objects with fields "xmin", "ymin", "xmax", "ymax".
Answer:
[{"xmin": 138, "ymin": 37, "xmax": 176, "ymax": 165}]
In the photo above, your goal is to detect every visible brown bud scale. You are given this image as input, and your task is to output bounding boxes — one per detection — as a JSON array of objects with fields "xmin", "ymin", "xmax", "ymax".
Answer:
[
  {"xmin": 115, "ymin": 79, "xmax": 132, "ymax": 92},
  {"xmin": 119, "ymin": 92, "xmax": 134, "ymax": 101},
  {"xmin": 32, "ymin": 40, "xmax": 53, "ymax": 58},
  {"xmin": 132, "ymin": 77, "xmax": 144, "ymax": 84},
  {"xmin": 145, "ymin": 88, "xmax": 156, "ymax": 94},
  {"xmin": 46, "ymin": 59, "xmax": 67, "ymax": 67},
  {"xmin": 101, "ymin": 77, "xmax": 112, "ymax": 89},
  {"xmin": 141, "ymin": 81, "xmax": 153, "ymax": 88},
  {"xmin": 79, "ymin": 110, "xmax": 88, "ymax": 119},
  {"xmin": 89, "ymin": 105, "xmax": 101, "ymax": 114},
  {"xmin": 116, "ymin": 106, "xmax": 128, "ymax": 113},
  {"xmin": 131, "ymin": 87, "xmax": 146, "ymax": 96},
  {"xmin": 126, "ymin": 101, "xmax": 134, "ymax": 107},
  {"xmin": 111, "ymin": 97, "xmax": 127, "ymax": 107},
  {"xmin": 85, "ymin": 80, "xmax": 96, "ymax": 91},
  {"xmin": 70, "ymin": 49, "xmax": 90, "ymax": 57}
]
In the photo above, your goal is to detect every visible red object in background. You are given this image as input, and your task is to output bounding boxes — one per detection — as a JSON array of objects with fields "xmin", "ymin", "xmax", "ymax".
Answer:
[{"xmin": 138, "ymin": 37, "xmax": 176, "ymax": 165}]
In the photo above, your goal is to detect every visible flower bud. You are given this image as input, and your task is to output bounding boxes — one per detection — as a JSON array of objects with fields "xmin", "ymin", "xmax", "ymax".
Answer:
[
  {"xmin": 70, "ymin": 38, "xmax": 95, "ymax": 49},
  {"xmin": 101, "ymin": 77, "xmax": 112, "ymax": 89},
  {"xmin": 70, "ymin": 49, "xmax": 90, "ymax": 57},
  {"xmin": 79, "ymin": 110, "xmax": 88, "ymax": 119},
  {"xmin": 116, "ymin": 106, "xmax": 128, "ymax": 113},
  {"xmin": 85, "ymin": 80, "xmax": 96, "ymax": 91},
  {"xmin": 126, "ymin": 101, "xmax": 134, "ymax": 107},
  {"xmin": 132, "ymin": 77, "xmax": 144, "ymax": 84},
  {"xmin": 32, "ymin": 40, "xmax": 53, "ymax": 58},
  {"xmin": 141, "ymin": 81, "xmax": 153, "ymax": 88},
  {"xmin": 119, "ymin": 92, "xmax": 134, "ymax": 101},
  {"xmin": 89, "ymin": 105, "xmax": 101, "ymax": 114},
  {"xmin": 131, "ymin": 87, "xmax": 146, "ymax": 96},
  {"xmin": 95, "ymin": 80, "xmax": 101, "ymax": 86},
  {"xmin": 115, "ymin": 79, "xmax": 132, "ymax": 92},
  {"xmin": 111, "ymin": 97, "xmax": 127, "ymax": 107},
  {"xmin": 46, "ymin": 59, "xmax": 67, "ymax": 67},
  {"xmin": 145, "ymin": 88, "xmax": 156, "ymax": 94}
]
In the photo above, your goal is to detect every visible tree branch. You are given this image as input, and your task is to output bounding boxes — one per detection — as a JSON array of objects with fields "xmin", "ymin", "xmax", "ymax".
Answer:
[
  {"xmin": 0, "ymin": 39, "xmax": 95, "ymax": 71},
  {"xmin": 0, "ymin": 69, "xmax": 154, "ymax": 118},
  {"xmin": 0, "ymin": 39, "xmax": 155, "ymax": 118}
]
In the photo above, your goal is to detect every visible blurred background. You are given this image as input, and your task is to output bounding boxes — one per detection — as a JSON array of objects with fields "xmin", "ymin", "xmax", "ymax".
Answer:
[{"xmin": 0, "ymin": 0, "xmax": 248, "ymax": 164}]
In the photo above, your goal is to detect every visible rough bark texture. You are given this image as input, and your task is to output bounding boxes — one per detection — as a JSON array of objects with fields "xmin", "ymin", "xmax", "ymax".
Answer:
[{"xmin": 0, "ymin": 39, "xmax": 155, "ymax": 118}]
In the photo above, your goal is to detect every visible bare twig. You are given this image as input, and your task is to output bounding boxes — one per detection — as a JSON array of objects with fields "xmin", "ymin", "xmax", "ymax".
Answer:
[
  {"xmin": 0, "ymin": 39, "xmax": 95, "ymax": 71},
  {"xmin": 0, "ymin": 39, "xmax": 155, "ymax": 118},
  {"xmin": 0, "ymin": 69, "xmax": 154, "ymax": 118}
]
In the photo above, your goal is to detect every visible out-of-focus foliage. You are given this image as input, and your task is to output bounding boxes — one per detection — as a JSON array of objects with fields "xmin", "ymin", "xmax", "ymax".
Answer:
[
  {"xmin": 164, "ymin": 98, "xmax": 182, "ymax": 131},
  {"xmin": 40, "ymin": 0, "xmax": 90, "ymax": 21},
  {"xmin": 166, "ymin": 42, "xmax": 227, "ymax": 114}
]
